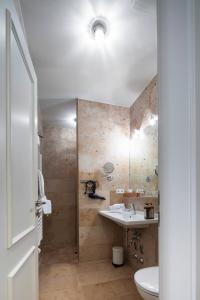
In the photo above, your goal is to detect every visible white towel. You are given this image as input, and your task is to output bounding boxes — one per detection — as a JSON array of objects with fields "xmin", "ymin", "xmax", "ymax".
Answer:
[
  {"xmin": 38, "ymin": 169, "xmax": 45, "ymax": 198},
  {"xmin": 108, "ymin": 203, "xmax": 125, "ymax": 210},
  {"xmin": 42, "ymin": 196, "xmax": 52, "ymax": 215}
]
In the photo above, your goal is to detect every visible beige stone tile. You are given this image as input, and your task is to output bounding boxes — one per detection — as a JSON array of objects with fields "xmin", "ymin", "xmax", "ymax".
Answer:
[
  {"xmin": 42, "ymin": 216, "xmax": 76, "ymax": 244},
  {"xmin": 39, "ymin": 256, "xmax": 141, "ymax": 300},
  {"xmin": 42, "ymin": 122, "xmax": 77, "ymax": 250},
  {"xmin": 77, "ymin": 263, "xmax": 132, "ymax": 287},
  {"xmin": 79, "ymin": 208, "xmax": 101, "ymax": 227},
  {"xmin": 78, "ymin": 270, "xmax": 110, "ymax": 286},
  {"xmin": 79, "ymin": 244, "xmax": 112, "ymax": 262},
  {"xmin": 40, "ymin": 271, "xmax": 78, "ymax": 294},
  {"xmin": 44, "ymin": 192, "xmax": 76, "ymax": 209},
  {"xmin": 79, "ymin": 226, "xmax": 115, "ymax": 246},
  {"xmin": 40, "ymin": 247, "xmax": 78, "ymax": 265},
  {"xmin": 77, "ymin": 100, "xmax": 130, "ymax": 261},
  {"xmin": 45, "ymin": 179, "xmax": 75, "ymax": 193},
  {"xmin": 40, "ymin": 288, "xmax": 84, "ymax": 300},
  {"xmin": 107, "ymin": 266, "xmax": 132, "ymax": 281},
  {"xmin": 110, "ymin": 278, "xmax": 138, "ymax": 296},
  {"xmin": 40, "ymin": 263, "xmax": 77, "ymax": 278},
  {"xmin": 81, "ymin": 282, "xmax": 114, "ymax": 300},
  {"xmin": 51, "ymin": 205, "xmax": 76, "ymax": 221},
  {"xmin": 77, "ymin": 259, "xmax": 113, "ymax": 274},
  {"xmin": 110, "ymin": 191, "xmax": 124, "ymax": 205},
  {"xmin": 116, "ymin": 293, "xmax": 142, "ymax": 300}
]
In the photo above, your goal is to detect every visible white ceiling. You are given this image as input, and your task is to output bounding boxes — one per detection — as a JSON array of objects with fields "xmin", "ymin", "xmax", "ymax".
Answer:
[{"xmin": 20, "ymin": 0, "xmax": 157, "ymax": 107}]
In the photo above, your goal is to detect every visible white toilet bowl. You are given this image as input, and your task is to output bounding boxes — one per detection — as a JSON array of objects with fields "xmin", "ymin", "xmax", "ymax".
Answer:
[{"xmin": 134, "ymin": 266, "xmax": 159, "ymax": 300}]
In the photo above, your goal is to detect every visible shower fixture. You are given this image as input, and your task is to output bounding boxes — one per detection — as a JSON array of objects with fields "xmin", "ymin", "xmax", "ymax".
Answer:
[{"xmin": 83, "ymin": 180, "xmax": 106, "ymax": 200}]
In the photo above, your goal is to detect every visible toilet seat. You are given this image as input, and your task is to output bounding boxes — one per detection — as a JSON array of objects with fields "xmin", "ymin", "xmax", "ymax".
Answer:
[{"xmin": 134, "ymin": 267, "xmax": 159, "ymax": 297}]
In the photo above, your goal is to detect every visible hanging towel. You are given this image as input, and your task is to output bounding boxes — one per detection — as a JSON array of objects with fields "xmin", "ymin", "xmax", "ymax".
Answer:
[
  {"xmin": 42, "ymin": 196, "xmax": 52, "ymax": 215},
  {"xmin": 37, "ymin": 170, "xmax": 52, "ymax": 247},
  {"xmin": 38, "ymin": 169, "xmax": 45, "ymax": 198},
  {"xmin": 38, "ymin": 169, "xmax": 52, "ymax": 215}
]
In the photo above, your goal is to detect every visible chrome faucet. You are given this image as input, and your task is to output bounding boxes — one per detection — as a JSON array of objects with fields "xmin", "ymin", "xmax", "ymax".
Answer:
[{"xmin": 130, "ymin": 203, "xmax": 136, "ymax": 215}]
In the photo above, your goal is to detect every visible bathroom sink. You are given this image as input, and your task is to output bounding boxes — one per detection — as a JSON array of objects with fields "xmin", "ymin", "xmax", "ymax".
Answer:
[{"xmin": 98, "ymin": 209, "xmax": 158, "ymax": 228}]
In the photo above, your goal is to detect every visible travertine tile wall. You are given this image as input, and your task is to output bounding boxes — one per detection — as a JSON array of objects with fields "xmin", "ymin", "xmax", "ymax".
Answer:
[
  {"xmin": 130, "ymin": 76, "xmax": 158, "ymax": 193},
  {"xmin": 41, "ymin": 110, "xmax": 77, "ymax": 251},
  {"xmin": 77, "ymin": 99, "xmax": 130, "ymax": 262},
  {"xmin": 128, "ymin": 77, "xmax": 158, "ymax": 270}
]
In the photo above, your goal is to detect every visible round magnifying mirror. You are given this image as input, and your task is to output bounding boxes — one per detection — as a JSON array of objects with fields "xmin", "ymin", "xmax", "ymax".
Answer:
[{"xmin": 103, "ymin": 162, "xmax": 115, "ymax": 174}]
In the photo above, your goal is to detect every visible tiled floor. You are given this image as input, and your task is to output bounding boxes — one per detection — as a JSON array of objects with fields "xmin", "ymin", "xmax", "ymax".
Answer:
[
  {"xmin": 40, "ymin": 246, "xmax": 78, "ymax": 265},
  {"xmin": 39, "ymin": 247, "xmax": 142, "ymax": 300}
]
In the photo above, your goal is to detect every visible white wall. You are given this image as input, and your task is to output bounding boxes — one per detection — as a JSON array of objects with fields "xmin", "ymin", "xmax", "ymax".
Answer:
[
  {"xmin": 158, "ymin": 0, "xmax": 199, "ymax": 299},
  {"xmin": 195, "ymin": 0, "xmax": 200, "ymax": 297}
]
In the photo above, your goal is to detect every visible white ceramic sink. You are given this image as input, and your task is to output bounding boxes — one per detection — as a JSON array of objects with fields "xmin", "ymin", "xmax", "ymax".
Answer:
[{"xmin": 98, "ymin": 209, "xmax": 158, "ymax": 228}]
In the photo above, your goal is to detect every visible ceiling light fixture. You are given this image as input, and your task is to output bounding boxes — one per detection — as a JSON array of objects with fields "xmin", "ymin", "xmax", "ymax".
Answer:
[
  {"xmin": 89, "ymin": 17, "xmax": 108, "ymax": 42},
  {"xmin": 93, "ymin": 21, "xmax": 106, "ymax": 41}
]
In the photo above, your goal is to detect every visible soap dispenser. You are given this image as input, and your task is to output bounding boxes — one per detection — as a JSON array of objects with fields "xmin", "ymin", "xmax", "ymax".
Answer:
[{"xmin": 144, "ymin": 203, "xmax": 154, "ymax": 219}]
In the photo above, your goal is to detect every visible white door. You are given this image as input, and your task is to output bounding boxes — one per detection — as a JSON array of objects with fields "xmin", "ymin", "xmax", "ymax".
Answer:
[{"xmin": 0, "ymin": 1, "xmax": 38, "ymax": 300}]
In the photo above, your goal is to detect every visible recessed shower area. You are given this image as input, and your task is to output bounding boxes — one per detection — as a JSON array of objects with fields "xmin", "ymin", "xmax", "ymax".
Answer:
[{"xmin": 39, "ymin": 100, "xmax": 78, "ymax": 264}]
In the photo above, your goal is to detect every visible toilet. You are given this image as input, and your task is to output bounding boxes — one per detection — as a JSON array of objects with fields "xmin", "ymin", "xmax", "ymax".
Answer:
[{"xmin": 134, "ymin": 267, "xmax": 159, "ymax": 300}]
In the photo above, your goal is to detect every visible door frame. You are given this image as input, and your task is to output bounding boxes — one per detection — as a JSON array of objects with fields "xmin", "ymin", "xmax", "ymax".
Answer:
[{"xmin": 158, "ymin": 0, "xmax": 200, "ymax": 298}]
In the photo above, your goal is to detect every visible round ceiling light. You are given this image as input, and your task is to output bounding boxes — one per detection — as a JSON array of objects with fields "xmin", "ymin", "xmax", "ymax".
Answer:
[{"xmin": 89, "ymin": 17, "xmax": 108, "ymax": 41}]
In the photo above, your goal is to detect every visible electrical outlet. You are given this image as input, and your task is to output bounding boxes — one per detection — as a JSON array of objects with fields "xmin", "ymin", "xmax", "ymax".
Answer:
[{"xmin": 115, "ymin": 188, "xmax": 124, "ymax": 194}]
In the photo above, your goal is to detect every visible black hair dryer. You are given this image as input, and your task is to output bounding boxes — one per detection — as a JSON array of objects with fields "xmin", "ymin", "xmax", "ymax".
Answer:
[{"xmin": 84, "ymin": 180, "xmax": 105, "ymax": 200}]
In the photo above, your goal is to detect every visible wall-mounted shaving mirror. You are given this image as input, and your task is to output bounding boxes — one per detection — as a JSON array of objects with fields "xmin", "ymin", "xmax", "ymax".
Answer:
[{"xmin": 103, "ymin": 162, "xmax": 115, "ymax": 181}]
